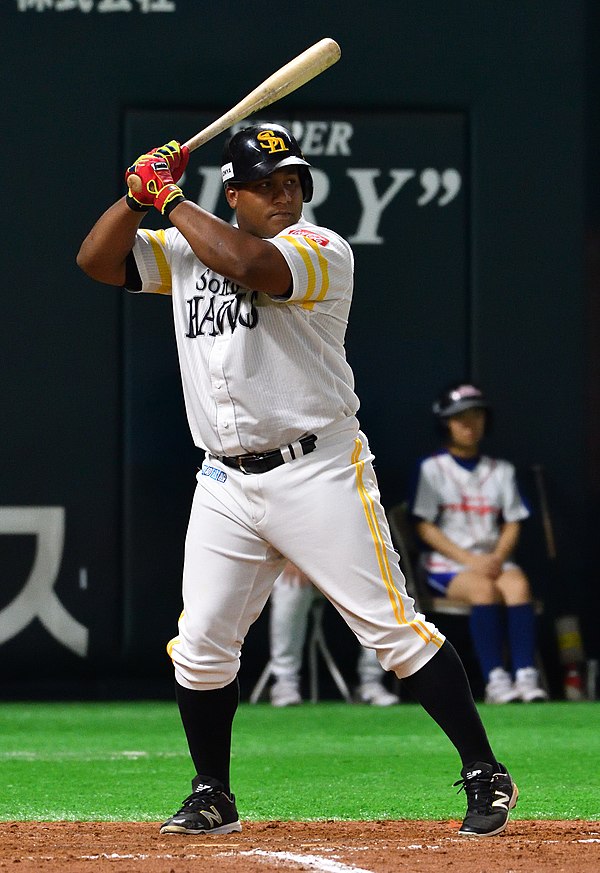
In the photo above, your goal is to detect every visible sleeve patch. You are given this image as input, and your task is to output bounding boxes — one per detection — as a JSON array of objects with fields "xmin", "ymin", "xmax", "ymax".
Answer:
[{"xmin": 287, "ymin": 229, "xmax": 330, "ymax": 246}]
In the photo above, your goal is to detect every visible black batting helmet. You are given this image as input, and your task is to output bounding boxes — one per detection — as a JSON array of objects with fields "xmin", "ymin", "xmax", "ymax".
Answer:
[
  {"xmin": 432, "ymin": 382, "xmax": 490, "ymax": 419},
  {"xmin": 221, "ymin": 123, "xmax": 314, "ymax": 202}
]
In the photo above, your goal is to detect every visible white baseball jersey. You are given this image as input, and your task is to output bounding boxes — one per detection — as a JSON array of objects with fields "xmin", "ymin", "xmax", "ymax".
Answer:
[
  {"xmin": 130, "ymin": 217, "xmax": 359, "ymax": 456},
  {"xmin": 412, "ymin": 451, "xmax": 530, "ymax": 574}
]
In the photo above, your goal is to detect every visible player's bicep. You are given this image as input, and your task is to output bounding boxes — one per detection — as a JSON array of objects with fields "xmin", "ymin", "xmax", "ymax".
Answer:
[{"xmin": 247, "ymin": 244, "xmax": 293, "ymax": 299}]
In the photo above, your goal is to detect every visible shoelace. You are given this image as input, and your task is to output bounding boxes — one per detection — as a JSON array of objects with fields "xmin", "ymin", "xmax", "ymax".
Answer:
[
  {"xmin": 180, "ymin": 788, "xmax": 222, "ymax": 811},
  {"xmin": 453, "ymin": 773, "xmax": 493, "ymax": 814}
]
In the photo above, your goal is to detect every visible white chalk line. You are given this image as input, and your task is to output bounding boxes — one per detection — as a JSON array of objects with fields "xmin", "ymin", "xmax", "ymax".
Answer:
[
  {"xmin": 79, "ymin": 851, "xmax": 374, "ymax": 868},
  {"xmin": 1, "ymin": 750, "xmax": 184, "ymax": 761},
  {"xmin": 239, "ymin": 849, "xmax": 375, "ymax": 873}
]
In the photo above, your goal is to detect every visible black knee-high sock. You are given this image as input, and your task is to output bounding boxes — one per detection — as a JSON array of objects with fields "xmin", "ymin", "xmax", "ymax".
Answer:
[
  {"xmin": 402, "ymin": 641, "xmax": 497, "ymax": 768},
  {"xmin": 175, "ymin": 678, "xmax": 240, "ymax": 795}
]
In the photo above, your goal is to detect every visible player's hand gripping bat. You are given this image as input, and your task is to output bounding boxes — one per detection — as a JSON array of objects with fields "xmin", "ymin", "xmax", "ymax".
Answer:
[{"xmin": 127, "ymin": 38, "xmax": 341, "ymax": 193}]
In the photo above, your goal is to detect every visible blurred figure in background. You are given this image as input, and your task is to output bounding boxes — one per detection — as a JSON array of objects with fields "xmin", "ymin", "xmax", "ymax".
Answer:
[
  {"xmin": 269, "ymin": 562, "xmax": 400, "ymax": 707},
  {"xmin": 410, "ymin": 382, "xmax": 547, "ymax": 704}
]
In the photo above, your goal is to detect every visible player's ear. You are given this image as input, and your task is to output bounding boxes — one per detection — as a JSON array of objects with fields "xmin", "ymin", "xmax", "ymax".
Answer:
[{"xmin": 225, "ymin": 185, "xmax": 239, "ymax": 209}]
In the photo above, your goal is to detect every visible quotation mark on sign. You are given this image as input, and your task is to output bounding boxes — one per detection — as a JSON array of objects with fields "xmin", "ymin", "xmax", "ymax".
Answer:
[{"xmin": 417, "ymin": 168, "xmax": 461, "ymax": 206}]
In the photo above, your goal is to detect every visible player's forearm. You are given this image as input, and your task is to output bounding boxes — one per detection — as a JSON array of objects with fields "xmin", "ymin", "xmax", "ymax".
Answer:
[
  {"xmin": 415, "ymin": 520, "xmax": 474, "ymax": 565},
  {"xmin": 77, "ymin": 198, "xmax": 144, "ymax": 286},
  {"xmin": 169, "ymin": 201, "xmax": 292, "ymax": 296},
  {"xmin": 492, "ymin": 521, "xmax": 520, "ymax": 563}
]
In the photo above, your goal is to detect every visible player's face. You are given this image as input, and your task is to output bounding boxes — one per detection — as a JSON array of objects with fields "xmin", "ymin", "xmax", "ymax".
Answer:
[
  {"xmin": 225, "ymin": 168, "xmax": 304, "ymax": 238},
  {"xmin": 446, "ymin": 407, "xmax": 486, "ymax": 456}
]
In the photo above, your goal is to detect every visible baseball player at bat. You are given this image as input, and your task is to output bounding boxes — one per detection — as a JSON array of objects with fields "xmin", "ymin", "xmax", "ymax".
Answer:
[
  {"xmin": 410, "ymin": 383, "xmax": 547, "ymax": 704},
  {"xmin": 77, "ymin": 124, "xmax": 517, "ymax": 837}
]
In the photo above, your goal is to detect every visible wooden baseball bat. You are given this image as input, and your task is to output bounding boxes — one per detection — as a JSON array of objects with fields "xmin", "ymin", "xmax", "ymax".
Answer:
[
  {"xmin": 531, "ymin": 463, "xmax": 557, "ymax": 559},
  {"xmin": 127, "ymin": 37, "xmax": 341, "ymax": 192}
]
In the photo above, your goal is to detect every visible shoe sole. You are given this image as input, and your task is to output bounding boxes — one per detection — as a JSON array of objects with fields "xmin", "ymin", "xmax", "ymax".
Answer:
[
  {"xmin": 458, "ymin": 782, "xmax": 519, "ymax": 837},
  {"xmin": 160, "ymin": 821, "xmax": 242, "ymax": 835}
]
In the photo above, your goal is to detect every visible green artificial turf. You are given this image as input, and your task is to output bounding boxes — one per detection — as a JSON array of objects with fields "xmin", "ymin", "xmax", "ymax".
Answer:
[{"xmin": 1, "ymin": 701, "xmax": 598, "ymax": 822}]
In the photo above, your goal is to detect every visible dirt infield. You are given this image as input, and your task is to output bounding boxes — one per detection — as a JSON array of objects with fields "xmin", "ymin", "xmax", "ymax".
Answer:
[{"xmin": 1, "ymin": 820, "xmax": 599, "ymax": 873}]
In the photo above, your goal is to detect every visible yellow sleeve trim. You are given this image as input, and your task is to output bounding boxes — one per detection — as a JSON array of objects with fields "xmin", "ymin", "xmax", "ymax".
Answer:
[
  {"xmin": 281, "ymin": 235, "xmax": 330, "ymax": 311},
  {"xmin": 139, "ymin": 228, "xmax": 172, "ymax": 295}
]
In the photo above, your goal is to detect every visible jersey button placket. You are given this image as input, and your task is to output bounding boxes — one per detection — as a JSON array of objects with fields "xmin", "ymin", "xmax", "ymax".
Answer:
[{"xmin": 210, "ymin": 336, "xmax": 238, "ymax": 453}]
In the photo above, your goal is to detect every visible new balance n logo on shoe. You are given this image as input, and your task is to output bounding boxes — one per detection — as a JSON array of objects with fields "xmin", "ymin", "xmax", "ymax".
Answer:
[
  {"xmin": 492, "ymin": 790, "xmax": 511, "ymax": 811},
  {"xmin": 199, "ymin": 806, "xmax": 223, "ymax": 827},
  {"xmin": 160, "ymin": 775, "xmax": 242, "ymax": 836}
]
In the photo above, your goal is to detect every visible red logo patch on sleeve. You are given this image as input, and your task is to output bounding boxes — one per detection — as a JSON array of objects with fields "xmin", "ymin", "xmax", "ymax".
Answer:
[{"xmin": 288, "ymin": 229, "xmax": 330, "ymax": 246}]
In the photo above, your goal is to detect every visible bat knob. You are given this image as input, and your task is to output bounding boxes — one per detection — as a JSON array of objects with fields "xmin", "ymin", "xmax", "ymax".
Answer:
[{"xmin": 127, "ymin": 175, "xmax": 142, "ymax": 193}]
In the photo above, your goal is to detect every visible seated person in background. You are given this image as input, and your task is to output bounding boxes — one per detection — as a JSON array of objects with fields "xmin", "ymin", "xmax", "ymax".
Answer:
[
  {"xmin": 269, "ymin": 562, "xmax": 400, "ymax": 707},
  {"xmin": 410, "ymin": 382, "xmax": 547, "ymax": 704}
]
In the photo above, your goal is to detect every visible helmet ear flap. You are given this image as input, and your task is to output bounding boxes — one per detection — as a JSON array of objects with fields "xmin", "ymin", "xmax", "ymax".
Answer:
[{"xmin": 298, "ymin": 166, "xmax": 313, "ymax": 202}]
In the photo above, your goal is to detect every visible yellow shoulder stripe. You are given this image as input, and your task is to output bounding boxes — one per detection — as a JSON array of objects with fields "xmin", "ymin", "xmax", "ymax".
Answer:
[{"xmin": 281, "ymin": 234, "xmax": 329, "ymax": 310}]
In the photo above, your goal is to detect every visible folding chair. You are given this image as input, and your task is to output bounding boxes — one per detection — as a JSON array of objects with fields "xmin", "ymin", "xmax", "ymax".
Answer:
[
  {"xmin": 387, "ymin": 502, "xmax": 473, "ymax": 617},
  {"xmin": 249, "ymin": 596, "xmax": 353, "ymax": 704}
]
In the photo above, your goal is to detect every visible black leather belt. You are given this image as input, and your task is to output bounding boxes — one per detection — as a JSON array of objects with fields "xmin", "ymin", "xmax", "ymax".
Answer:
[{"xmin": 213, "ymin": 434, "xmax": 317, "ymax": 475}]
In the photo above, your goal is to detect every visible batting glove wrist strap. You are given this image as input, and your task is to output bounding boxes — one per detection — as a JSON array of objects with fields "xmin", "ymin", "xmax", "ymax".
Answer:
[
  {"xmin": 125, "ymin": 191, "xmax": 151, "ymax": 212},
  {"xmin": 154, "ymin": 184, "xmax": 186, "ymax": 216}
]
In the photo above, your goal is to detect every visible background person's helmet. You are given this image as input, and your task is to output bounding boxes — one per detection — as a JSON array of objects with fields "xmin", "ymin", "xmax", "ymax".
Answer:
[
  {"xmin": 221, "ymin": 123, "xmax": 314, "ymax": 202},
  {"xmin": 432, "ymin": 382, "xmax": 492, "ymax": 438},
  {"xmin": 432, "ymin": 382, "xmax": 490, "ymax": 419}
]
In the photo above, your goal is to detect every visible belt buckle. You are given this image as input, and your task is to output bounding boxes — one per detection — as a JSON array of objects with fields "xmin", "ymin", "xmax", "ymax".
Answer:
[{"xmin": 237, "ymin": 457, "xmax": 251, "ymax": 475}]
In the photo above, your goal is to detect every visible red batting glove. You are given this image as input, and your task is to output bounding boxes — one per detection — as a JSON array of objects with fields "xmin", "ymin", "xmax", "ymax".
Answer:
[
  {"xmin": 125, "ymin": 145, "xmax": 186, "ymax": 216},
  {"xmin": 153, "ymin": 140, "xmax": 190, "ymax": 183}
]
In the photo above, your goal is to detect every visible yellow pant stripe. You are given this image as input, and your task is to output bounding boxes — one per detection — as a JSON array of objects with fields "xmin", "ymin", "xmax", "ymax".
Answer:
[
  {"xmin": 352, "ymin": 438, "xmax": 440, "ymax": 646},
  {"xmin": 166, "ymin": 610, "xmax": 184, "ymax": 658},
  {"xmin": 166, "ymin": 636, "xmax": 179, "ymax": 658}
]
